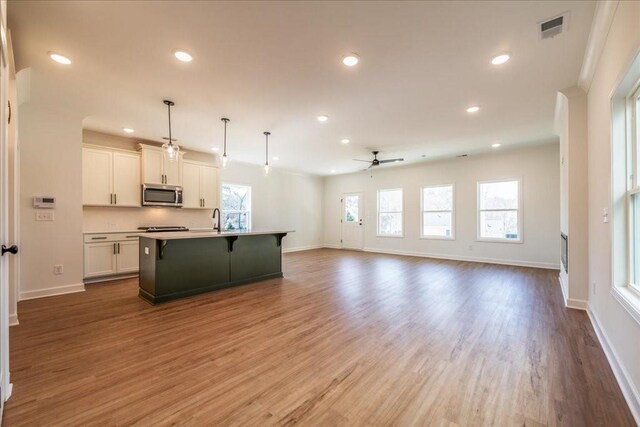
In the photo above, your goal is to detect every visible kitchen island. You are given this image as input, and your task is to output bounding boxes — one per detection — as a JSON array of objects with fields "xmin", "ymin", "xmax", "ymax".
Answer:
[{"xmin": 138, "ymin": 230, "xmax": 291, "ymax": 304}]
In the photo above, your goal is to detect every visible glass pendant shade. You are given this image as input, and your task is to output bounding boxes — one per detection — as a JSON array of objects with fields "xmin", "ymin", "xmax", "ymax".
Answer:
[
  {"xmin": 163, "ymin": 100, "xmax": 179, "ymax": 162},
  {"xmin": 221, "ymin": 118, "xmax": 230, "ymax": 168},
  {"xmin": 263, "ymin": 131, "xmax": 270, "ymax": 176}
]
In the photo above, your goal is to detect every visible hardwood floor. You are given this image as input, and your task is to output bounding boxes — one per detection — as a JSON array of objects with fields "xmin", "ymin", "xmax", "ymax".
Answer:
[{"xmin": 3, "ymin": 249, "xmax": 635, "ymax": 426}]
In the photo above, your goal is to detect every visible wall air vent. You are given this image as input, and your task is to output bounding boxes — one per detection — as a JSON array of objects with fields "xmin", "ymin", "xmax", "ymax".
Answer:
[{"xmin": 539, "ymin": 13, "xmax": 569, "ymax": 40}]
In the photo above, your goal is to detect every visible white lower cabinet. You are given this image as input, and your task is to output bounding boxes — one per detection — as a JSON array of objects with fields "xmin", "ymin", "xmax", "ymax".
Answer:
[{"xmin": 84, "ymin": 233, "xmax": 140, "ymax": 279}]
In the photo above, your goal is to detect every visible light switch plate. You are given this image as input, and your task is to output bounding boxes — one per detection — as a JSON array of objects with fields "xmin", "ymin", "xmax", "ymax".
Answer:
[
  {"xmin": 144, "ymin": 247, "xmax": 149, "ymax": 255},
  {"xmin": 36, "ymin": 211, "xmax": 54, "ymax": 221}
]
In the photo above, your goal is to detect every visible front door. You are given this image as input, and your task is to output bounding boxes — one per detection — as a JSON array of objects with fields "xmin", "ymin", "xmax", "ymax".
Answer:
[{"xmin": 341, "ymin": 193, "xmax": 364, "ymax": 250}]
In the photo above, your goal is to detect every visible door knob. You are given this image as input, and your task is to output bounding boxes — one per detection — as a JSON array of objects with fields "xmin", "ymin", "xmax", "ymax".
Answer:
[{"xmin": 1, "ymin": 245, "xmax": 18, "ymax": 256}]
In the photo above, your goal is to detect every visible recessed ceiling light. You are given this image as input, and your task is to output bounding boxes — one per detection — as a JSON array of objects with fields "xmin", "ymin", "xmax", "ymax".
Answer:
[
  {"xmin": 331, "ymin": 170, "xmax": 337, "ymax": 174},
  {"xmin": 272, "ymin": 156, "xmax": 279, "ymax": 161},
  {"xmin": 491, "ymin": 53, "xmax": 511, "ymax": 65},
  {"xmin": 48, "ymin": 52, "xmax": 71, "ymax": 65},
  {"xmin": 123, "ymin": 128, "xmax": 134, "ymax": 134},
  {"xmin": 341, "ymin": 138, "xmax": 350, "ymax": 144},
  {"xmin": 174, "ymin": 50, "xmax": 193, "ymax": 62},
  {"xmin": 342, "ymin": 53, "xmax": 360, "ymax": 67},
  {"xmin": 211, "ymin": 147, "xmax": 219, "ymax": 152},
  {"xmin": 491, "ymin": 143, "xmax": 501, "ymax": 148},
  {"xmin": 466, "ymin": 105, "xmax": 480, "ymax": 113},
  {"xmin": 317, "ymin": 115, "xmax": 329, "ymax": 122}
]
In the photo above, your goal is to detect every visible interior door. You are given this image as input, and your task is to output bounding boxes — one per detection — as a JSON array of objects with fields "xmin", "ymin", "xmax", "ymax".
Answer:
[
  {"xmin": 341, "ymin": 193, "xmax": 364, "ymax": 250},
  {"xmin": 112, "ymin": 152, "xmax": 140, "ymax": 207},
  {"xmin": 0, "ymin": 15, "xmax": 11, "ymax": 412}
]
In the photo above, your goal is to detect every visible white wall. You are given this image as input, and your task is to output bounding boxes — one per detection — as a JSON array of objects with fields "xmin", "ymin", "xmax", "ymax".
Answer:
[
  {"xmin": 324, "ymin": 143, "xmax": 560, "ymax": 269},
  {"xmin": 586, "ymin": 0, "xmax": 640, "ymax": 420},
  {"xmin": 17, "ymin": 68, "xmax": 85, "ymax": 300},
  {"xmin": 556, "ymin": 87, "xmax": 589, "ymax": 308},
  {"xmin": 220, "ymin": 162, "xmax": 324, "ymax": 251}
]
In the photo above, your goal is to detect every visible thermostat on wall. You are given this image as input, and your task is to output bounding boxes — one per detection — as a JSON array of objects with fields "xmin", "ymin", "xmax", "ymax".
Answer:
[{"xmin": 33, "ymin": 196, "xmax": 55, "ymax": 209}]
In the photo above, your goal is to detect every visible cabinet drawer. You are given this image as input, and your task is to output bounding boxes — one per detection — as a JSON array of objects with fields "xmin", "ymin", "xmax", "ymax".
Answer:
[{"xmin": 84, "ymin": 233, "xmax": 142, "ymax": 243}]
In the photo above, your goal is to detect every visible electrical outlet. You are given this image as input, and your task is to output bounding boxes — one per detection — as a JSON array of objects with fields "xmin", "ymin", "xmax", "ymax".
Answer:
[
  {"xmin": 144, "ymin": 247, "xmax": 149, "ymax": 255},
  {"xmin": 36, "ymin": 211, "xmax": 54, "ymax": 221},
  {"xmin": 53, "ymin": 265, "xmax": 64, "ymax": 275},
  {"xmin": 468, "ymin": 245, "xmax": 473, "ymax": 251},
  {"xmin": 107, "ymin": 222, "xmax": 117, "ymax": 229}
]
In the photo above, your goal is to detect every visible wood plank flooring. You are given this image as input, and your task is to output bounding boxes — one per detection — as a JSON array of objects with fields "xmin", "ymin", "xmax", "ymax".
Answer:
[{"xmin": 3, "ymin": 249, "xmax": 635, "ymax": 426}]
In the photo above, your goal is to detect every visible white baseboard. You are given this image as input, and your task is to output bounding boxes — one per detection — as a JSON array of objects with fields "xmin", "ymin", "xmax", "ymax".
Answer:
[
  {"xmin": 9, "ymin": 313, "xmax": 18, "ymax": 327},
  {"xmin": 83, "ymin": 274, "xmax": 138, "ymax": 284},
  {"xmin": 558, "ymin": 273, "xmax": 588, "ymax": 310},
  {"xmin": 282, "ymin": 245, "xmax": 324, "ymax": 253},
  {"xmin": 323, "ymin": 244, "xmax": 341, "ymax": 249},
  {"xmin": 588, "ymin": 307, "xmax": 640, "ymax": 424},
  {"xmin": 358, "ymin": 247, "xmax": 560, "ymax": 270},
  {"xmin": 19, "ymin": 283, "xmax": 85, "ymax": 301}
]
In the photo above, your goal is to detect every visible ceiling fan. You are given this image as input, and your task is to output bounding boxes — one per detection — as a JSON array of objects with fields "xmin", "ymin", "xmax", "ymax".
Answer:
[{"xmin": 353, "ymin": 150, "xmax": 404, "ymax": 169}]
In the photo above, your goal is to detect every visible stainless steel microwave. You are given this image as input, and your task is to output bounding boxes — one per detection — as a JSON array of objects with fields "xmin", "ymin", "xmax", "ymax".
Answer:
[{"xmin": 142, "ymin": 184, "xmax": 183, "ymax": 207}]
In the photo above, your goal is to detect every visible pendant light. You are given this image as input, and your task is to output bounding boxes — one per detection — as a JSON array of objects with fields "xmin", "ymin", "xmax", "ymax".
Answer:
[
  {"xmin": 162, "ymin": 100, "xmax": 180, "ymax": 161},
  {"xmin": 221, "ymin": 117, "xmax": 230, "ymax": 168},
  {"xmin": 263, "ymin": 131, "xmax": 271, "ymax": 176}
]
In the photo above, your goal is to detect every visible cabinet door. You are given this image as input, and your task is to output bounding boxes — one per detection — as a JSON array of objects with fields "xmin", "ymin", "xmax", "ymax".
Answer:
[
  {"xmin": 84, "ymin": 242, "xmax": 117, "ymax": 278},
  {"xmin": 181, "ymin": 162, "xmax": 202, "ymax": 208},
  {"xmin": 141, "ymin": 149, "xmax": 164, "ymax": 184},
  {"xmin": 112, "ymin": 152, "xmax": 141, "ymax": 207},
  {"xmin": 116, "ymin": 241, "xmax": 139, "ymax": 274},
  {"xmin": 200, "ymin": 165, "xmax": 218, "ymax": 209},
  {"xmin": 82, "ymin": 148, "xmax": 113, "ymax": 206},
  {"xmin": 163, "ymin": 152, "xmax": 182, "ymax": 186}
]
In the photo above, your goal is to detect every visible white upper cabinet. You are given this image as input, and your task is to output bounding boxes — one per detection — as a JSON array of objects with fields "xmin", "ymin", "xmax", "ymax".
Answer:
[
  {"xmin": 138, "ymin": 144, "xmax": 183, "ymax": 186},
  {"xmin": 82, "ymin": 148, "xmax": 112, "ymax": 206},
  {"xmin": 181, "ymin": 160, "xmax": 218, "ymax": 209},
  {"xmin": 83, "ymin": 147, "xmax": 140, "ymax": 207}
]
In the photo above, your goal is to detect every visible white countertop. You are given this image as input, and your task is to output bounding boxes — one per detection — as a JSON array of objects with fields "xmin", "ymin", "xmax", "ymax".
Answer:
[{"xmin": 139, "ymin": 230, "xmax": 294, "ymax": 240}]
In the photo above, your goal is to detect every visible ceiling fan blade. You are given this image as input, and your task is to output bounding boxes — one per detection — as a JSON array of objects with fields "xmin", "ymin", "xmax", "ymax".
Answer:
[
  {"xmin": 379, "ymin": 158, "xmax": 404, "ymax": 164},
  {"xmin": 353, "ymin": 159, "xmax": 371, "ymax": 163}
]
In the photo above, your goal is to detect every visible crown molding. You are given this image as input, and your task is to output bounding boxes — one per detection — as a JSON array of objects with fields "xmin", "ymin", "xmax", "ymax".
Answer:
[{"xmin": 578, "ymin": 1, "xmax": 619, "ymax": 92}]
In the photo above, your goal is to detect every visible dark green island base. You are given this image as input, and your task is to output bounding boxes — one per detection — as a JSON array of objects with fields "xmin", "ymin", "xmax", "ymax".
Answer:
[{"xmin": 138, "ymin": 231, "xmax": 289, "ymax": 304}]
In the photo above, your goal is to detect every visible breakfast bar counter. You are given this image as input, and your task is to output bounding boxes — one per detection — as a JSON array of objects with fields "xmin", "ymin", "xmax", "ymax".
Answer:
[{"xmin": 138, "ymin": 230, "xmax": 291, "ymax": 304}]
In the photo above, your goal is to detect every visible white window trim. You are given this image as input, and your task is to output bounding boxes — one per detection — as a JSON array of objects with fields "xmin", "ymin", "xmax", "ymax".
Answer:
[
  {"xmin": 625, "ymin": 78, "xmax": 640, "ymax": 296},
  {"xmin": 476, "ymin": 178, "xmax": 523, "ymax": 244},
  {"xmin": 221, "ymin": 182, "xmax": 252, "ymax": 231},
  {"xmin": 609, "ymin": 48, "xmax": 640, "ymax": 326},
  {"xmin": 377, "ymin": 188, "xmax": 404, "ymax": 238},
  {"xmin": 420, "ymin": 184, "xmax": 455, "ymax": 240}
]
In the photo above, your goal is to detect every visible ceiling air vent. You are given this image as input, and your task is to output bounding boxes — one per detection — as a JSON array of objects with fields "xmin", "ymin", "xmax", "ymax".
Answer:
[{"xmin": 539, "ymin": 13, "xmax": 568, "ymax": 40}]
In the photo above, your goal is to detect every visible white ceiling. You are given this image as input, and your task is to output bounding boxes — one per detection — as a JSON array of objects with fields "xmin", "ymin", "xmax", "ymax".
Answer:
[{"xmin": 9, "ymin": 1, "xmax": 595, "ymax": 175}]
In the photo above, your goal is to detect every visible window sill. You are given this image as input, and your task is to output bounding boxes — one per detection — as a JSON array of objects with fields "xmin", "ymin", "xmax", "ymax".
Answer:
[
  {"xmin": 611, "ymin": 286, "xmax": 640, "ymax": 326},
  {"xmin": 420, "ymin": 236, "xmax": 455, "ymax": 241},
  {"xmin": 376, "ymin": 234, "xmax": 404, "ymax": 239},
  {"xmin": 476, "ymin": 237, "xmax": 523, "ymax": 244}
]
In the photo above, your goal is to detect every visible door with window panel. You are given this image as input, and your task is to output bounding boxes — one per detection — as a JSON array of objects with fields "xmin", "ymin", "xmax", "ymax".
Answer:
[{"xmin": 341, "ymin": 193, "xmax": 364, "ymax": 249}]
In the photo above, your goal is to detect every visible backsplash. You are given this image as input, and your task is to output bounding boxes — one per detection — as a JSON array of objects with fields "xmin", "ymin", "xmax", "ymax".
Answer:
[{"xmin": 83, "ymin": 206, "xmax": 215, "ymax": 232}]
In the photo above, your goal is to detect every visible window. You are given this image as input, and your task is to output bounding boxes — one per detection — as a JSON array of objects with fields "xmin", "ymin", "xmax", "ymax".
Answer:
[
  {"xmin": 377, "ymin": 189, "xmax": 403, "ymax": 236},
  {"xmin": 221, "ymin": 183, "xmax": 251, "ymax": 231},
  {"xmin": 477, "ymin": 179, "xmax": 521, "ymax": 242},
  {"xmin": 421, "ymin": 184, "xmax": 454, "ymax": 239},
  {"xmin": 344, "ymin": 194, "xmax": 359, "ymax": 223},
  {"xmin": 628, "ymin": 82, "xmax": 640, "ymax": 294}
]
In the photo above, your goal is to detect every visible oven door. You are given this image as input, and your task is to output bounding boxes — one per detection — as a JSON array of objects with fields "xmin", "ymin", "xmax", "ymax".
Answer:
[{"xmin": 142, "ymin": 184, "xmax": 183, "ymax": 207}]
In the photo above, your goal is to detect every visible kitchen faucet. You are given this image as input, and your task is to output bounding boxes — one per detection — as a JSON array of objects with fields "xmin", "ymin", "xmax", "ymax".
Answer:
[{"xmin": 212, "ymin": 208, "xmax": 221, "ymax": 232}]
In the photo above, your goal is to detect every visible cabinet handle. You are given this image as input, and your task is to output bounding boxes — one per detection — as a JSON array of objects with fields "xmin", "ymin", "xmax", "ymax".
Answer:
[
  {"xmin": 203, "ymin": 198, "xmax": 205, "ymax": 207},
  {"xmin": 125, "ymin": 235, "xmax": 138, "ymax": 238},
  {"xmin": 113, "ymin": 243, "xmax": 117, "ymax": 255},
  {"xmin": 91, "ymin": 237, "xmax": 107, "ymax": 240},
  {"xmin": 114, "ymin": 194, "xmax": 117, "ymax": 205},
  {"xmin": 117, "ymin": 243, "xmax": 120, "ymax": 254}
]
